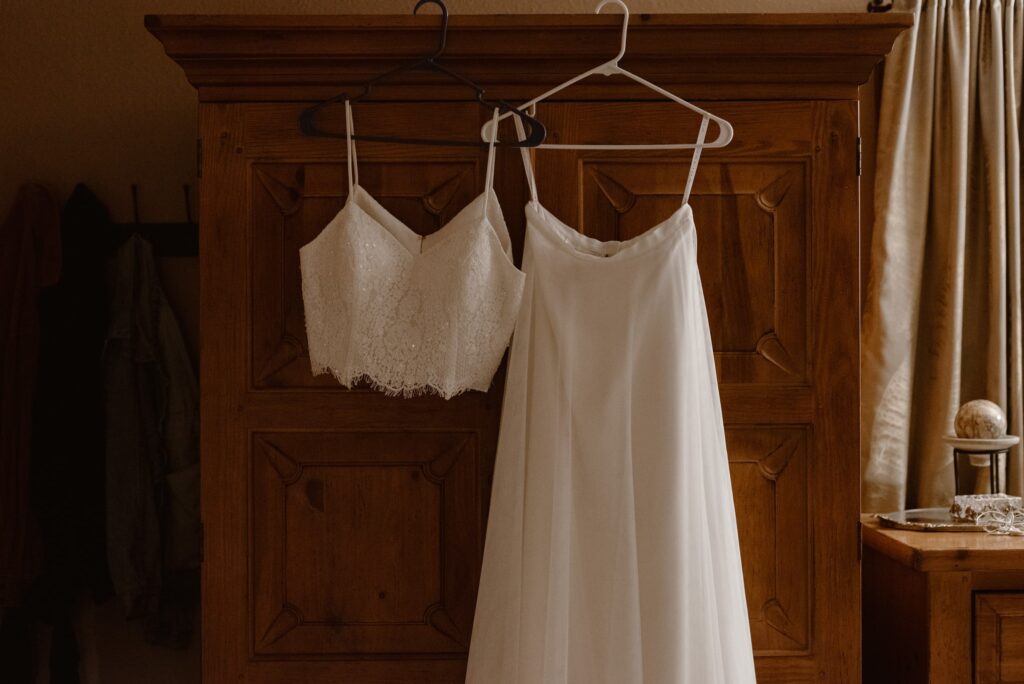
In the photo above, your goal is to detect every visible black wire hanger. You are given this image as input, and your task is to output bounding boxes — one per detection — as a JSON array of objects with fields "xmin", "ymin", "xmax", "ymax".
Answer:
[{"xmin": 298, "ymin": 0, "xmax": 545, "ymax": 148}]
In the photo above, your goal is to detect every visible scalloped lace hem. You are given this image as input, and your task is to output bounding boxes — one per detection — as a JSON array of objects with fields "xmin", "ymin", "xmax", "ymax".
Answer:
[{"xmin": 311, "ymin": 364, "xmax": 488, "ymax": 400}]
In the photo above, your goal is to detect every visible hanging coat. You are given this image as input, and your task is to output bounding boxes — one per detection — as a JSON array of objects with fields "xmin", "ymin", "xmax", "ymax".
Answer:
[{"xmin": 104, "ymin": 233, "xmax": 199, "ymax": 620}]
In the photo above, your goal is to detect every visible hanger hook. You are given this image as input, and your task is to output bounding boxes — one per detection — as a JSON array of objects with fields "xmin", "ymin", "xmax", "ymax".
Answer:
[
  {"xmin": 595, "ymin": 0, "xmax": 629, "ymax": 64},
  {"xmin": 413, "ymin": 0, "xmax": 448, "ymax": 59}
]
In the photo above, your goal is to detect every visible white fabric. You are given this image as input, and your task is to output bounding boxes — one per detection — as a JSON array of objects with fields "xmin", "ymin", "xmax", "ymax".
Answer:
[
  {"xmin": 682, "ymin": 115, "xmax": 709, "ymax": 207},
  {"xmin": 862, "ymin": 0, "xmax": 1024, "ymax": 511},
  {"xmin": 299, "ymin": 104, "xmax": 524, "ymax": 398},
  {"xmin": 467, "ymin": 140, "xmax": 756, "ymax": 683}
]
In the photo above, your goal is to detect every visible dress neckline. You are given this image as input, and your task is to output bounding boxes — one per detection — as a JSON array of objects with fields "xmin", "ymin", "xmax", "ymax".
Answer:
[
  {"xmin": 338, "ymin": 101, "xmax": 510, "ymax": 260},
  {"xmin": 344, "ymin": 184, "xmax": 509, "ymax": 259},
  {"xmin": 526, "ymin": 200, "xmax": 693, "ymax": 263},
  {"xmin": 510, "ymin": 114, "xmax": 699, "ymax": 266}
]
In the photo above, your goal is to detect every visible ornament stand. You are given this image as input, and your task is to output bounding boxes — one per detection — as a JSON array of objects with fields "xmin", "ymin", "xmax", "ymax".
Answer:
[
  {"xmin": 943, "ymin": 434, "xmax": 1020, "ymax": 495},
  {"xmin": 952, "ymin": 447, "xmax": 1009, "ymax": 494}
]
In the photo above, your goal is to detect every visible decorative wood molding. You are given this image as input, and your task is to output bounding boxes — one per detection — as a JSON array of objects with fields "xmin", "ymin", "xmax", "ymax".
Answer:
[
  {"xmin": 259, "ymin": 603, "xmax": 302, "ymax": 648},
  {"xmin": 422, "ymin": 173, "xmax": 466, "ymax": 218},
  {"xmin": 757, "ymin": 434, "xmax": 798, "ymax": 481},
  {"xmin": 255, "ymin": 166, "xmax": 303, "ymax": 215},
  {"xmin": 146, "ymin": 13, "xmax": 913, "ymax": 101},
  {"xmin": 756, "ymin": 331, "xmax": 799, "ymax": 378},
  {"xmin": 257, "ymin": 436, "xmax": 303, "ymax": 485},
  {"xmin": 974, "ymin": 591, "xmax": 1024, "ymax": 681},
  {"xmin": 728, "ymin": 426, "xmax": 811, "ymax": 654},
  {"xmin": 590, "ymin": 168, "xmax": 637, "ymax": 214},
  {"xmin": 425, "ymin": 603, "xmax": 469, "ymax": 647},
  {"xmin": 255, "ymin": 334, "xmax": 305, "ymax": 385},
  {"xmin": 763, "ymin": 598, "xmax": 802, "ymax": 647},
  {"xmin": 423, "ymin": 436, "xmax": 470, "ymax": 484},
  {"xmin": 250, "ymin": 431, "xmax": 479, "ymax": 657},
  {"xmin": 756, "ymin": 169, "xmax": 796, "ymax": 211}
]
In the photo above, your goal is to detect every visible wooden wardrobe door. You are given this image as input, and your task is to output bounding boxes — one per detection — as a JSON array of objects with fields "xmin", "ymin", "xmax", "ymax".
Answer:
[
  {"xmin": 531, "ymin": 100, "xmax": 861, "ymax": 683},
  {"xmin": 200, "ymin": 101, "xmax": 510, "ymax": 683}
]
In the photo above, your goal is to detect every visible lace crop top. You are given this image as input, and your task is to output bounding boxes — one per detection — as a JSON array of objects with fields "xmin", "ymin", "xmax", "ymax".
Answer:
[{"xmin": 299, "ymin": 103, "xmax": 525, "ymax": 399}]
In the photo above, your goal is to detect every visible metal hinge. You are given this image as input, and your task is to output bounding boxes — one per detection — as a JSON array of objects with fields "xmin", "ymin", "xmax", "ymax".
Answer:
[
  {"xmin": 197, "ymin": 138, "xmax": 203, "ymax": 179},
  {"xmin": 856, "ymin": 136, "xmax": 862, "ymax": 177}
]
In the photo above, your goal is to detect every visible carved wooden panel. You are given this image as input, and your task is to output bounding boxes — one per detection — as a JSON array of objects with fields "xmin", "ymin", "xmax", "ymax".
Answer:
[
  {"xmin": 976, "ymin": 593, "xmax": 1024, "ymax": 683},
  {"xmin": 727, "ymin": 426, "xmax": 811, "ymax": 656},
  {"xmin": 251, "ymin": 431, "xmax": 480, "ymax": 657},
  {"xmin": 578, "ymin": 160, "xmax": 808, "ymax": 385},
  {"xmin": 250, "ymin": 161, "xmax": 481, "ymax": 390}
]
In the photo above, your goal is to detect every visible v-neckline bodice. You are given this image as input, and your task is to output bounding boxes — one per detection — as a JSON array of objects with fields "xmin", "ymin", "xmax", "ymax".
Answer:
[
  {"xmin": 343, "ymin": 184, "xmax": 511, "ymax": 259},
  {"xmin": 336, "ymin": 101, "xmax": 510, "ymax": 260}
]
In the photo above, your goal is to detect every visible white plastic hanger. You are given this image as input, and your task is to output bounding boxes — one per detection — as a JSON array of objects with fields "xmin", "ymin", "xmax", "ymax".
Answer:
[{"xmin": 482, "ymin": 0, "xmax": 733, "ymax": 153}]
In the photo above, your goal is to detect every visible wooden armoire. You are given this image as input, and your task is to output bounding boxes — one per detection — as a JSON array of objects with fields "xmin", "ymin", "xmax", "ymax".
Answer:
[{"xmin": 148, "ymin": 13, "xmax": 910, "ymax": 683}]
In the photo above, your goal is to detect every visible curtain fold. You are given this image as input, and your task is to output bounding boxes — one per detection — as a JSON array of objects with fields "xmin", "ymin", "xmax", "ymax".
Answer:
[{"xmin": 863, "ymin": 0, "xmax": 1024, "ymax": 512}]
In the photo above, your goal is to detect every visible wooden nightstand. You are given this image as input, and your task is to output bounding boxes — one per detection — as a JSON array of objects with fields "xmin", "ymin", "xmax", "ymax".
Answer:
[{"xmin": 862, "ymin": 517, "xmax": 1024, "ymax": 683}]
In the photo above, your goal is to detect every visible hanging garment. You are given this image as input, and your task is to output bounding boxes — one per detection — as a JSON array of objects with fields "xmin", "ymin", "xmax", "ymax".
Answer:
[
  {"xmin": 466, "ymin": 144, "xmax": 756, "ymax": 683},
  {"xmin": 300, "ymin": 103, "xmax": 525, "ymax": 399},
  {"xmin": 104, "ymin": 234, "xmax": 200, "ymax": 643},
  {"xmin": 0, "ymin": 185, "xmax": 60, "ymax": 609},
  {"xmin": 30, "ymin": 184, "xmax": 116, "ymax": 682}
]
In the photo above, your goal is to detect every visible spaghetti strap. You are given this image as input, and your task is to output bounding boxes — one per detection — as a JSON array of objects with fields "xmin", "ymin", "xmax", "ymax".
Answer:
[
  {"xmin": 681, "ymin": 115, "xmax": 708, "ymax": 207},
  {"xmin": 482, "ymin": 108, "xmax": 499, "ymax": 215},
  {"xmin": 345, "ymin": 100, "xmax": 359, "ymax": 193},
  {"xmin": 516, "ymin": 114, "xmax": 540, "ymax": 205}
]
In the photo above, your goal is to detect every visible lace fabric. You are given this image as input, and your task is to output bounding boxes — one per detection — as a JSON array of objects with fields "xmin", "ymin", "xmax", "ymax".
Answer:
[{"xmin": 299, "ymin": 104, "xmax": 524, "ymax": 399}]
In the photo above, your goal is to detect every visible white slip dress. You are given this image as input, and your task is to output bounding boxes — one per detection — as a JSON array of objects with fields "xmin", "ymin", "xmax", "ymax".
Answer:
[{"xmin": 466, "ymin": 135, "xmax": 757, "ymax": 683}]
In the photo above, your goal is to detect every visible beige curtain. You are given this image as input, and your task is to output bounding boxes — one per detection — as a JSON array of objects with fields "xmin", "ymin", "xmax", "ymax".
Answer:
[{"xmin": 863, "ymin": 0, "xmax": 1024, "ymax": 512}]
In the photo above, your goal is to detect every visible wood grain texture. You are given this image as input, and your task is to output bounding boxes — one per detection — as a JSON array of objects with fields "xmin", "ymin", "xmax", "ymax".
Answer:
[
  {"xmin": 145, "ymin": 13, "xmax": 912, "ymax": 101},
  {"xmin": 926, "ymin": 571, "xmax": 972, "ymax": 684},
  {"xmin": 251, "ymin": 431, "xmax": 478, "ymax": 656},
  {"xmin": 974, "ymin": 571, "xmax": 1024, "ymax": 590},
  {"xmin": 149, "ymin": 15, "xmax": 912, "ymax": 684},
  {"xmin": 976, "ymin": 593, "xmax": 1024, "ymax": 683},
  {"xmin": 727, "ymin": 427, "xmax": 812, "ymax": 655},
  {"xmin": 863, "ymin": 518, "xmax": 1024, "ymax": 572},
  {"xmin": 532, "ymin": 102, "xmax": 810, "ymax": 387},
  {"xmin": 863, "ymin": 546, "xmax": 930, "ymax": 684},
  {"xmin": 808, "ymin": 99, "xmax": 862, "ymax": 684},
  {"xmin": 863, "ymin": 551, "xmax": 973, "ymax": 684},
  {"xmin": 198, "ymin": 103, "xmax": 249, "ymax": 684},
  {"xmin": 864, "ymin": 519, "xmax": 1024, "ymax": 683}
]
